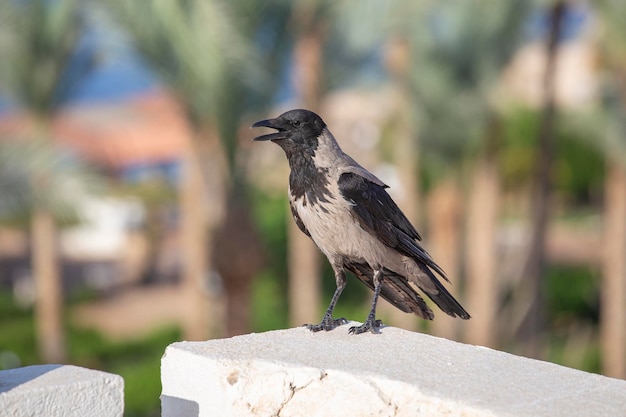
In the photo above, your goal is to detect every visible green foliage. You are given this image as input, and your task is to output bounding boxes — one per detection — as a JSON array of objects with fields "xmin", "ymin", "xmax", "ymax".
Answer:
[
  {"xmin": 0, "ymin": 291, "xmax": 179, "ymax": 417},
  {"xmin": 108, "ymin": 0, "xmax": 253, "ymax": 116},
  {"xmin": 326, "ymin": 279, "xmax": 370, "ymax": 325},
  {"xmin": 553, "ymin": 121, "xmax": 605, "ymax": 204},
  {"xmin": 500, "ymin": 108, "xmax": 605, "ymax": 204},
  {"xmin": 404, "ymin": 0, "xmax": 531, "ymax": 168},
  {"xmin": 0, "ymin": 140, "xmax": 103, "ymax": 225},
  {"xmin": 547, "ymin": 331, "xmax": 601, "ymax": 375},
  {"xmin": 320, "ymin": 261, "xmax": 368, "ymax": 317},
  {"xmin": 251, "ymin": 271, "xmax": 288, "ymax": 331},
  {"xmin": 116, "ymin": 358, "xmax": 163, "ymax": 417},
  {"xmin": 67, "ymin": 325, "xmax": 179, "ymax": 417},
  {"xmin": 249, "ymin": 189, "xmax": 288, "ymax": 331},
  {"xmin": 250, "ymin": 189, "xmax": 288, "ymax": 278},
  {"xmin": 302, "ymin": 0, "xmax": 532, "ymax": 180},
  {"xmin": 0, "ymin": 0, "xmax": 104, "ymax": 226},
  {"xmin": 111, "ymin": 180, "xmax": 177, "ymax": 208},
  {"xmin": 0, "ymin": 293, "xmax": 39, "ymax": 368},
  {"xmin": 72, "ymin": 326, "xmax": 179, "ymax": 417},
  {"xmin": 542, "ymin": 265, "xmax": 599, "ymax": 369},
  {"xmin": 542, "ymin": 266, "xmax": 600, "ymax": 374},
  {"xmin": 500, "ymin": 109, "xmax": 542, "ymax": 189},
  {"xmin": 0, "ymin": 0, "xmax": 81, "ymax": 113},
  {"xmin": 544, "ymin": 266, "xmax": 599, "ymax": 324},
  {"xmin": 597, "ymin": 0, "xmax": 626, "ymax": 68},
  {"xmin": 106, "ymin": 0, "xmax": 267, "ymax": 171}
]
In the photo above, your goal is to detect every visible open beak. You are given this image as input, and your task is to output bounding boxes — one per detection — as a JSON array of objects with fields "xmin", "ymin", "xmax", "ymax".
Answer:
[{"xmin": 251, "ymin": 118, "xmax": 287, "ymax": 142}]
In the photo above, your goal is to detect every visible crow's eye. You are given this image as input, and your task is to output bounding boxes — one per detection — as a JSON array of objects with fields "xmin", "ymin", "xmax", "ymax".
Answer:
[{"xmin": 292, "ymin": 120, "xmax": 301, "ymax": 127}]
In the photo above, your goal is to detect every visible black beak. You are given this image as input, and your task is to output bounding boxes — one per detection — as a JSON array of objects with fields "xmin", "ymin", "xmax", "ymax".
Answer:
[{"xmin": 251, "ymin": 118, "xmax": 287, "ymax": 142}]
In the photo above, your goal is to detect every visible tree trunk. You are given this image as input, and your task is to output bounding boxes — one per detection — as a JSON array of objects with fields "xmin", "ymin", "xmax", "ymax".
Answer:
[
  {"xmin": 516, "ymin": 1, "xmax": 565, "ymax": 358},
  {"xmin": 287, "ymin": 218, "xmax": 321, "ymax": 327},
  {"xmin": 382, "ymin": 36, "xmax": 420, "ymax": 331},
  {"xmin": 215, "ymin": 197, "xmax": 265, "ymax": 337},
  {"xmin": 179, "ymin": 133, "xmax": 226, "ymax": 340},
  {"xmin": 32, "ymin": 207, "xmax": 66, "ymax": 363},
  {"xmin": 600, "ymin": 161, "xmax": 626, "ymax": 378},
  {"xmin": 288, "ymin": 9, "xmax": 324, "ymax": 327},
  {"xmin": 427, "ymin": 178, "xmax": 462, "ymax": 339},
  {"xmin": 384, "ymin": 107, "xmax": 420, "ymax": 331},
  {"xmin": 465, "ymin": 155, "xmax": 500, "ymax": 347}
]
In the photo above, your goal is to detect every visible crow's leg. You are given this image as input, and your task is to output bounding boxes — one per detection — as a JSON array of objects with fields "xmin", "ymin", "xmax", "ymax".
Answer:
[
  {"xmin": 349, "ymin": 268, "xmax": 384, "ymax": 335},
  {"xmin": 305, "ymin": 265, "xmax": 348, "ymax": 332}
]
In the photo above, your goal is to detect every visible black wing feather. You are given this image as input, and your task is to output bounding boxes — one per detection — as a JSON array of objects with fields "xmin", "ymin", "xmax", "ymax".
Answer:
[
  {"xmin": 345, "ymin": 261, "xmax": 434, "ymax": 320},
  {"xmin": 338, "ymin": 172, "xmax": 447, "ymax": 277},
  {"xmin": 338, "ymin": 171, "xmax": 470, "ymax": 320},
  {"xmin": 338, "ymin": 172, "xmax": 421, "ymax": 242}
]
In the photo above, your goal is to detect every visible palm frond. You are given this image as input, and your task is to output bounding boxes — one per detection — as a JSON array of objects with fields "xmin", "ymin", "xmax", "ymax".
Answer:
[
  {"xmin": 0, "ymin": 0, "xmax": 81, "ymax": 113},
  {"xmin": 405, "ymin": 0, "xmax": 532, "ymax": 162},
  {"xmin": 0, "ymin": 139, "xmax": 103, "ymax": 224},
  {"xmin": 107, "ymin": 0, "xmax": 260, "ymax": 126}
]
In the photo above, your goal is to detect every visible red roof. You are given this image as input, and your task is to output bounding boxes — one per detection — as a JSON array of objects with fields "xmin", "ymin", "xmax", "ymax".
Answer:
[{"xmin": 0, "ymin": 91, "xmax": 191, "ymax": 170}]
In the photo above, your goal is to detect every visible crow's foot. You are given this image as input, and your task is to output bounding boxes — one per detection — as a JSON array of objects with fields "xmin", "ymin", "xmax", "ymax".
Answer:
[
  {"xmin": 349, "ymin": 319, "xmax": 383, "ymax": 335},
  {"xmin": 305, "ymin": 316, "xmax": 348, "ymax": 332}
]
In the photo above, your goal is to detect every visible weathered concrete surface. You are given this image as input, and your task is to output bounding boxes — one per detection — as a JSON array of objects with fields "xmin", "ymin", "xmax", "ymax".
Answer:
[
  {"xmin": 0, "ymin": 364, "xmax": 124, "ymax": 417},
  {"xmin": 161, "ymin": 324, "xmax": 626, "ymax": 417}
]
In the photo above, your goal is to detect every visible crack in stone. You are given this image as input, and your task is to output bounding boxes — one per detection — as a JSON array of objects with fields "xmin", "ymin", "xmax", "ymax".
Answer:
[
  {"xmin": 274, "ymin": 370, "xmax": 328, "ymax": 417},
  {"xmin": 274, "ymin": 382, "xmax": 297, "ymax": 417},
  {"xmin": 367, "ymin": 379, "xmax": 399, "ymax": 416}
]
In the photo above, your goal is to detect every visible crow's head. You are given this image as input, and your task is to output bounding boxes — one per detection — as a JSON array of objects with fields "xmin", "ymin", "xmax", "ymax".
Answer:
[{"xmin": 252, "ymin": 109, "xmax": 326, "ymax": 154}]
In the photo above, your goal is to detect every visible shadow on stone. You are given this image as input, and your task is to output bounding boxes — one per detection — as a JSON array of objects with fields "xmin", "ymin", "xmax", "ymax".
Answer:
[
  {"xmin": 0, "ymin": 364, "xmax": 63, "ymax": 394},
  {"xmin": 161, "ymin": 394, "xmax": 199, "ymax": 417}
]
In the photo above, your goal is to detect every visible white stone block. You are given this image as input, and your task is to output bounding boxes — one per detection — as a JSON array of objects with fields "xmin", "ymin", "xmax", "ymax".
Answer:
[
  {"xmin": 161, "ymin": 324, "xmax": 626, "ymax": 417},
  {"xmin": 0, "ymin": 364, "xmax": 124, "ymax": 417}
]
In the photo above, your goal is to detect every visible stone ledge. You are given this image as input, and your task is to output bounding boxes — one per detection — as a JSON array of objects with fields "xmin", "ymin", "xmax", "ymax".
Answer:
[
  {"xmin": 0, "ymin": 364, "xmax": 124, "ymax": 417},
  {"xmin": 161, "ymin": 324, "xmax": 626, "ymax": 417}
]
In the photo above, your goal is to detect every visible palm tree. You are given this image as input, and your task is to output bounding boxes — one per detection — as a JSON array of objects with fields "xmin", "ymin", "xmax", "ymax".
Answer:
[
  {"xmin": 0, "ymin": 0, "xmax": 84, "ymax": 363},
  {"xmin": 464, "ymin": 117, "xmax": 501, "ymax": 347},
  {"xmin": 108, "ymin": 0, "xmax": 265, "ymax": 339},
  {"xmin": 427, "ymin": 177, "xmax": 464, "ymax": 338},
  {"xmin": 516, "ymin": 1, "xmax": 566, "ymax": 359},
  {"xmin": 597, "ymin": 0, "xmax": 626, "ymax": 379},
  {"xmin": 214, "ymin": 1, "xmax": 293, "ymax": 336},
  {"xmin": 381, "ymin": 36, "xmax": 423, "ymax": 331},
  {"xmin": 393, "ymin": 0, "xmax": 531, "ymax": 343},
  {"xmin": 601, "ymin": 160, "xmax": 626, "ymax": 378},
  {"xmin": 298, "ymin": 1, "xmax": 529, "ymax": 337},
  {"xmin": 284, "ymin": 0, "xmax": 329, "ymax": 328},
  {"xmin": 288, "ymin": 2, "xmax": 421, "ymax": 330}
]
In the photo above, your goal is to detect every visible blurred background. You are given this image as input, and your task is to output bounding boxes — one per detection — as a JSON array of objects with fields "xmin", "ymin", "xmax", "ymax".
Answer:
[{"xmin": 0, "ymin": 0, "xmax": 625, "ymax": 415}]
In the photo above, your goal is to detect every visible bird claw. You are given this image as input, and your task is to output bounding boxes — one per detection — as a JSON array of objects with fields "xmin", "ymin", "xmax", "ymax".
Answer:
[
  {"xmin": 349, "ymin": 319, "xmax": 383, "ymax": 335},
  {"xmin": 305, "ymin": 316, "xmax": 348, "ymax": 332}
]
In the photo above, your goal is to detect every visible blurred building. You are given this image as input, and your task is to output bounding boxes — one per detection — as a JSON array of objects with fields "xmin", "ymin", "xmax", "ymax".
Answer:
[
  {"xmin": 54, "ymin": 92, "xmax": 190, "ymax": 181},
  {"xmin": 499, "ymin": 3, "xmax": 598, "ymax": 109},
  {"xmin": 0, "ymin": 91, "xmax": 190, "ymax": 299}
]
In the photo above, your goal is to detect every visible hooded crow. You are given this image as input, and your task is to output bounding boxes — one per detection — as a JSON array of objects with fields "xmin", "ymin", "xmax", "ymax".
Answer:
[{"xmin": 252, "ymin": 109, "xmax": 470, "ymax": 334}]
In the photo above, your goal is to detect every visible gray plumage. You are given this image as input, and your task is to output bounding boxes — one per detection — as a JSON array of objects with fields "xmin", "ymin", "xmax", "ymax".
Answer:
[{"xmin": 252, "ymin": 109, "xmax": 470, "ymax": 334}]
